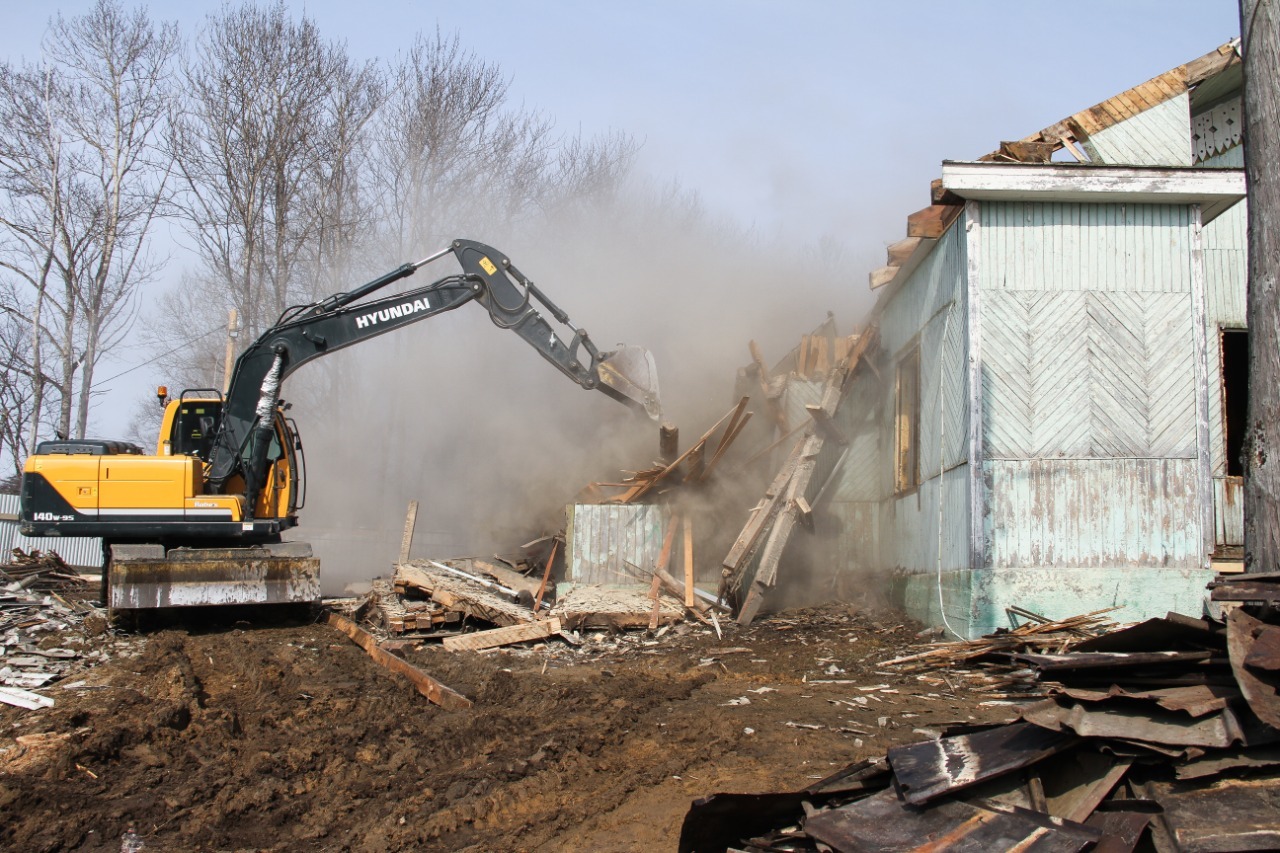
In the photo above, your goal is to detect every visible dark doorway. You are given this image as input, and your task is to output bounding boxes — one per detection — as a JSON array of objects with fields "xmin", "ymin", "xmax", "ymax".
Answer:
[{"xmin": 1221, "ymin": 329, "xmax": 1249, "ymax": 477}]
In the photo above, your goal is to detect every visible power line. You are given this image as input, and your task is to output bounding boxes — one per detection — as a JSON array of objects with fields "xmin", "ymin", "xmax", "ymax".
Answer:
[{"xmin": 91, "ymin": 325, "xmax": 225, "ymax": 389}]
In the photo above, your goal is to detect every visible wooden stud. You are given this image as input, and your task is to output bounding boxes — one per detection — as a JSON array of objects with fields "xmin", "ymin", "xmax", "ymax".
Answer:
[
  {"xmin": 683, "ymin": 516, "xmax": 695, "ymax": 609},
  {"xmin": 906, "ymin": 204, "xmax": 963, "ymax": 239},
  {"xmin": 325, "ymin": 611, "xmax": 471, "ymax": 709},
  {"xmin": 443, "ymin": 618, "xmax": 561, "ymax": 652},
  {"xmin": 399, "ymin": 500, "xmax": 419, "ymax": 564}
]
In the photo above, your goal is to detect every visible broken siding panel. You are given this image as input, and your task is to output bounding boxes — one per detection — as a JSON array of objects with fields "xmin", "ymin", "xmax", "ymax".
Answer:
[
  {"xmin": 1214, "ymin": 477, "xmax": 1244, "ymax": 547},
  {"xmin": 780, "ymin": 378, "xmax": 825, "ymax": 434},
  {"xmin": 1083, "ymin": 93, "xmax": 1193, "ymax": 166},
  {"xmin": 985, "ymin": 458, "xmax": 1202, "ymax": 570},
  {"xmin": 565, "ymin": 503, "xmax": 667, "ymax": 584},
  {"xmin": 981, "ymin": 202, "xmax": 1193, "ymax": 293}
]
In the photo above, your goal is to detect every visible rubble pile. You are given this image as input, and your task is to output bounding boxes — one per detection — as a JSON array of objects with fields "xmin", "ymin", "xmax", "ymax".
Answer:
[
  {"xmin": 679, "ymin": 579, "xmax": 1280, "ymax": 853},
  {"xmin": 1, "ymin": 550, "xmax": 111, "ymax": 710}
]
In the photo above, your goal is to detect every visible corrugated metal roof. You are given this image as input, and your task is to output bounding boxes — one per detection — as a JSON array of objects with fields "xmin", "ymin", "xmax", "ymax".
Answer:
[{"xmin": 0, "ymin": 493, "xmax": 103, "ymax": 569}]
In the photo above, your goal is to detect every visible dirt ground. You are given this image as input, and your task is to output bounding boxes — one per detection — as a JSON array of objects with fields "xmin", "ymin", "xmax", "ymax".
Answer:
[{"xmin": 1, "ymin": 600, "xmax": 1016, "ymax": 852}]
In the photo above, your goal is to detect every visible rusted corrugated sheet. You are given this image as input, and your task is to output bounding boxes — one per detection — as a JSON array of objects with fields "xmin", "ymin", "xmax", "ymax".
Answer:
[
  {"xmin": 565, "ymin": 503, "xmax": 668, "ymax": 585},
  {"xmin": 985, "ymin": 459, "xmax": 1201, "ymax": 570},
  {"xmin": 0, "ymin": 493, "xmax": 102, "ymax": 569}
]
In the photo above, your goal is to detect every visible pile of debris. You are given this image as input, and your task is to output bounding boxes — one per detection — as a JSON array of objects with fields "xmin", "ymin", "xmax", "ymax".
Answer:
[
  {"xmin": 1, "ymin": 549, "xmax": 106, "ymax": 711},
  {"xmin": 679, "ymin": 594, "xmax": 1280, "ymax": 852}
]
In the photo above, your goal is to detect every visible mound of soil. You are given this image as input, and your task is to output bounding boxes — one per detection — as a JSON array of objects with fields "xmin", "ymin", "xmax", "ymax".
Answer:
[{"xmin": 1, "ymin": 603, "xmax": 1012, "ymax": 852}]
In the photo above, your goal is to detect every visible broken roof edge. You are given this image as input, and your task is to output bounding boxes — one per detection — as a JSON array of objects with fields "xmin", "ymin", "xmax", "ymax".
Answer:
[
  {"xmin": 978, "ymin": 39, "xmax": 1242, "ymax": 161},
  {"xmin": 867, "ymin": 162, "xmax": 1244, "ymax": 298}
]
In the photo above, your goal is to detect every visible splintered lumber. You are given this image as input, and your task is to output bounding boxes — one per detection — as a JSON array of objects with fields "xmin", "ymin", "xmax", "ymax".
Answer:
[
  {"xmin": 906, "ymin": 204, "xmax": 963, "ymax": 239},
  {"xmin": 531, "ymin": 540, "xmax": 558, "ymax": 615},
  {"xmin": 623, "ymin": 398, "xmax": 749, "ymax": 503},
  {"xmin": 397, "ymin": 561, "xmax": 535, "ymax": 626},
  {"xmin": 683, "ymin": 516, "xmax": 695, "ymax": 608},
  {"xmin": 399, "ymin": 500, "xmax": 419, "ymax": 563},
  {"xmin": 749, "ymin": 341, "xmax": 790, "ymax": 435},
  {"xmin": 443, "ymin": 618, "xmax": 562, "ymax": 652},
  {"xmin": 324, "ymin": 611, "xmax": 471, "ymax": 709},
  {"xmin": 555, "ymin": 584, "xmax": 684, "ymax": 630}
]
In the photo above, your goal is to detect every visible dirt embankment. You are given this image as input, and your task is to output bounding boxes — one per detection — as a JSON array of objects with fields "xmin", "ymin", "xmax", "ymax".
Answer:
[{"xmin": 1, "ymin": 604, "xmax": 1012, "ymax": 852}]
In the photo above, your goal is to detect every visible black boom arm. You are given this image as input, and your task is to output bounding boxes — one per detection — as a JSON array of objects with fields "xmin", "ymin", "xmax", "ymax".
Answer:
[{"xmin": 207, "ymin": 240, "xmax": 615, "ymax": 513}]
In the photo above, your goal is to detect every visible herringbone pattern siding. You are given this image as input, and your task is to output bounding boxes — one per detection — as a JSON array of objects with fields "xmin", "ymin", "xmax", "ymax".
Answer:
[{"xmin": 982, "ymin": 291, "xmax": 1196, "ymax": 459}]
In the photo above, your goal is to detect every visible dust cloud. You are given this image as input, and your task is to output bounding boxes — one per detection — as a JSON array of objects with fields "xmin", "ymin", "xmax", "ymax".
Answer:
[{"xmin": 290, "ymin": 185, "xmax": 876, "ymax": 593}]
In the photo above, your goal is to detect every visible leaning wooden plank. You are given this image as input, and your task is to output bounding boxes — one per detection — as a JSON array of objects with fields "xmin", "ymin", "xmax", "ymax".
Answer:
[
  {"xmin": 324, "ymin": 611, "xmax": 471, "ymax": 710},
  {"xmin": 399, "ymin": 500, "xmax": 419, "ymax": 563},
  {"xmin": 0, "ymin": 685, "xmax": 54, "ymax": 710},
  {"xmin": 443, "ymin": 618, "xmax": 561, "ymax": 652}
]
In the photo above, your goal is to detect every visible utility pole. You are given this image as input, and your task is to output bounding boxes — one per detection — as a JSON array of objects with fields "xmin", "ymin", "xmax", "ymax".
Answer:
[
  {"xmin": 1241, "ymin": 0, "xmax": 1280, "ymax": 573},
  {"xmin": 221, "ymin": 309, "xmax": 239, "ymax": 393}
]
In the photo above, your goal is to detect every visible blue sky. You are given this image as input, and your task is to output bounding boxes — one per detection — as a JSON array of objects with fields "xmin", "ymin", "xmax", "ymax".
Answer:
[
  {"xmin": 0, "ymin": 0, "xmax": 1244, "ymax": 432},
  {"xmin": 1, "ymin": 1, "xmax": 1242, "ymax": 245}
]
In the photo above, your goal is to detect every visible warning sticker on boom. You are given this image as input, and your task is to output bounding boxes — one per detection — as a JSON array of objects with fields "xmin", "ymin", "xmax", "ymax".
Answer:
[{"xmin": 478, "ymin": 256, "xmax": 498, "ymax": 276}]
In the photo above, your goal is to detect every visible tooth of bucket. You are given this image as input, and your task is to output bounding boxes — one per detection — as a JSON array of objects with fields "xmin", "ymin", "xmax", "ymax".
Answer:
[{"xmin": 597, "ymin": 345, "xmax": 662, "ymax": 420}]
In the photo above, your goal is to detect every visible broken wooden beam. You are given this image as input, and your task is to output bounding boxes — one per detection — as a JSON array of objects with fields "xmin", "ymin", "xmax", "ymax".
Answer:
[
  {"xmin": 906, "ymin": 204, "xmax": 963, "ymax": 239},
  {"xmin": 442, "ymin": 618, "xmax": 562, "ymax": 652},
  {"xmin": 324, "ymin": 610, "xmax": 472, "ymax": 709}
]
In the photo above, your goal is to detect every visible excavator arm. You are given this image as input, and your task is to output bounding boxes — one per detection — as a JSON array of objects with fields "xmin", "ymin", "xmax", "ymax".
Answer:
[{"xmin": 209, "ymin": 239, "xmax": 661, "ymax": 515}]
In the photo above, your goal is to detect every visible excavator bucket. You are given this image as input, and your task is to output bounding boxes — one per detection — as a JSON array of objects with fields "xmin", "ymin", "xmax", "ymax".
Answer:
[
  {"xmin": 107, "ymin": 542, "xmax": 321, "ymax": 610},
  {"xmin": 596, "ymin": 345, "xmax": 662, "ymax": 420}
]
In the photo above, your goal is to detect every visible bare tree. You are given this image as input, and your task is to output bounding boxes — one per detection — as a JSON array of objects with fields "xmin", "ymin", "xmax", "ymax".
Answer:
[
  {"xmin": 0, "ymin": 0, "xmax": 177, "ymax": 448},
  {"xmin": 167, "ymin": 2, "xmax": 384, "ymax": 344},
  {"xmin": 1241, "ymin": 0, "xmax": 1280, "ymax": 572},
  {"xmin": 370, "ymin": 31, "xmax": 637, "ymax": 254}
]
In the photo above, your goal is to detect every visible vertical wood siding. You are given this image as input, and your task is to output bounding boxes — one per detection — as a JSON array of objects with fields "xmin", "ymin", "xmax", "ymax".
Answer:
[
  {"xmin": 986, "ymin": 458, "xmax": 1202, "ymax": 569},
  {"xmin": 1083, "ymin": 94, "xmax": 1193, "ymax": 166},
  {"xmin": 565, "ymin": 503, "xmax": 667, "ymax": 584},
  {"xmin": 981, "ymin": 202, "xmax": 1193, "ymax": 293}
]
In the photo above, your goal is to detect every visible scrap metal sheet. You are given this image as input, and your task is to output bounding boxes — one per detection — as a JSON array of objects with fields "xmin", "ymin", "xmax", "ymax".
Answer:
[
  {"xmin": 888, "ymin": 721, "xmax": 1078, "ymax": 805},
  {"xmin": 1226, "ymin": 607, "xmax": 1280, "ymax": 729},
  {"xmin": 804, "ymin": 787, "xmax": 1100, "ymax": 853}
]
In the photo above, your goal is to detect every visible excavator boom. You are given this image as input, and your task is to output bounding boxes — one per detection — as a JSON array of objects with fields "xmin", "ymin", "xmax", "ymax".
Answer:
[{"xmin": 20, "ymin": 239, "xmax": 660, "ymax": 612}]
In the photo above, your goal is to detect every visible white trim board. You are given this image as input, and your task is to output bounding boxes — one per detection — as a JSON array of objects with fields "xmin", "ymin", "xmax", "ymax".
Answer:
[{"xmin": 941, "ymin": 162, "xmax": 1244, "ymax": 223}]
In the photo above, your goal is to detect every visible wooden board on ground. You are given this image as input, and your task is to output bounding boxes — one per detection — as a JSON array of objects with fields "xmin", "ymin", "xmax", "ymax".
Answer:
[
  {"xmin": 324, "ymin": 610, "xmax": 471, "ymax": 710},
  {"xmin": 443, "ymin": 618, "xmax": 562, "ymax": 652},
  {"xmin": 553, "ymin": 584, "xmax": 685, "ymax": 630},
  {"xmin": 396, "ymin": 561, "xmax": 535, "ymax": 627}
]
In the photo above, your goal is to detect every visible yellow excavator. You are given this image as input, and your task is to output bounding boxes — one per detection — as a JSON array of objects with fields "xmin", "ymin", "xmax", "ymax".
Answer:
[{"xmin": 19, "ymin": 239, "xmax": 661, "ymax": 611}]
